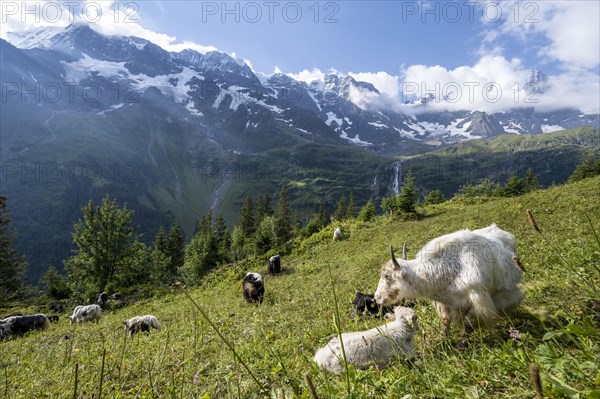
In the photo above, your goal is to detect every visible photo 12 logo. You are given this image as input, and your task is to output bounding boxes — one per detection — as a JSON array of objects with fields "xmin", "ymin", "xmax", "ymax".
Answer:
[
  {"xmin": 401, "ymin": 81, "xmax": 541, "ymax": 104},
  {"xmin": 200, "ymin": 1, "xmax": 340, "ymax": 23},
  {"xmin": 1, "ymin": 81, "xmax": 142, "ymax": 105},
  {"xmin": 400, "ymin": 1, "xmax": 539, "ymax": 24},
  {"xmin": 1, "ymin": 1, "xmax": 139, "ymax": 25},
  {"xmin": 1, "ymin": 162, "xmax": 140, "ymax": 184}
]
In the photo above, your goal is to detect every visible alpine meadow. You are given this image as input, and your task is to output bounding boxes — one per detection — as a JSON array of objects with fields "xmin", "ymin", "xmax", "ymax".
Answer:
[{"xmin": 1, "ymin": 1, "xmax": 599, "ymax": 399}]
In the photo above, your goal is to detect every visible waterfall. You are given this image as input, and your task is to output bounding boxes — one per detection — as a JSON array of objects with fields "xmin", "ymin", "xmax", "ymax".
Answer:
[{"xmin": 392, "ymin": 161, "xmax": 402, "ymax": 195}]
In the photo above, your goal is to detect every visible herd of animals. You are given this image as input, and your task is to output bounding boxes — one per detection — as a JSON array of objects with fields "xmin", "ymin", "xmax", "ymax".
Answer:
[{"xmin": 1, "ymin": 224, "xmax": 526, "ymax": 375}]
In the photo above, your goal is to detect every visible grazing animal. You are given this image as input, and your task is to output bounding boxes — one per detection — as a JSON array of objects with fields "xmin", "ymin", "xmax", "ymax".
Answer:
[
  {"xmin": 374, "ymin": 224, "xmax": 523, "ymax": 334},
  {"xmin": 111, "ymin": 292, "xmax": 122, "ymax": 300},
  {"xmin": 333, "ymin": 227, "xmax": 342, "ymax": 241},
  {"xmin": 313, "ymin": 306, "xmax": 418, "ymax": 374},
  {"xmin": 97, "ymin": 292, "xmax": 109, "ymax": 307},
  {"xmin": 69, "ymin": 304, "xmax": 102, "ymax": 324},
  {"xmin": 0, "ymin": 314, "xmax": 50, "ymax": 338},
  {"xmin": 268, "ymin": 255, "xmax": 281, "ymax": 275},
  {"xmin": 352, "ymin": 291, "xmax": 393, "ymax": 317},
  {"xmin": 124, "ymin": 315, "xmax": 161, "ymax": 337},
  {"xmin": 242, "ymin": 272, "xmax": 265, "ymax": 304}
]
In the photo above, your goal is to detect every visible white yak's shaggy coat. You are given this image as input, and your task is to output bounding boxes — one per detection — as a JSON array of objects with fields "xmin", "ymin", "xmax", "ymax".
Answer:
[
  {"xmin": 375, "ymin": 224, "xmax": 522, "ymax": 332},
  {"xmin": 69, "ymin": 304, "xmax": 102, "ymax": 324},
  {"xmin": 124, "ymin": 315, "xmax": 161, "ymax": 336}
]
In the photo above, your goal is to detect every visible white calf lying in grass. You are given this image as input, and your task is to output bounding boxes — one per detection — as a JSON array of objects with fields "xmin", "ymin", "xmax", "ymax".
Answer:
[{"xmin": 313, "ymin": 306, "xmax": 418, "ymax": 374}]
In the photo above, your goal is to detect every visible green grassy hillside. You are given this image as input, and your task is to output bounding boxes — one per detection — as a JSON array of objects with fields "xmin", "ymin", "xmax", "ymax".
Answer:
[
  {"xmin": 401, "ymin": 127, "xmax": 600, "ymax": 197},
  {"xmin": 2, "ymin": 177, "xmax": 599, "ymax": 398}
]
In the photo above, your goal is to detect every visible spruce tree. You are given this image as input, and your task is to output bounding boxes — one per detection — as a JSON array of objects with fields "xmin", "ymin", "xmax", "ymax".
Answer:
[
  {"xmin": 380, "ymin": 196, "xmax": 397, "ymax": 218},
  {"xmin": 503, "ymin": 174, "xmax": 525, "ymax": 197},
  {"xmin": 346, "ymin": 191, "xmax": 356, "ymax": 219},
  {"xmin": 523, "ymin": 168, "xmax": 540, "ymax": 193},
  {"xmin": 568, "ymin": 158, "xmax": 600, "ymax": 183},
  {"xmin": 264, "ymin": 193, "xmax": 273, "ymax": 216},
  {"xmin": 198, "ymin": 209, "xmax": 214, "ymax": 237},
  {"xmin": 0, "ymin": 196, "xmax": 28, "ymax": 305},
  {"xmin": 358, "ymin": 198, "xmax": 377, "ymax": 222},
  {"xmin": 274, "ymin": 186, "xmax": 293, "ymax": 245},
  {"xmin": 154, "ymin": 225, "xmax": 168, "ymax": 254},
  {"xmin": 239, "ymin": 196, "xmax": 256, "ymax": 237},
  {"xmin": 398, "ymin": 171, "xmax": 418, "ymax": 215},
  {"xmin": 183, "ymin": 211, "xmax": 219, "ymax": 280},
  {"xmin": 333, "ymin": 194, "xmax": 347, "ymax": 221},
  {"xmin": 231, "ymin": 225, "xmax": 246, "ymax": 260},
  {"xmin": 254, "ymin": 216, "xmax": 276, "ymax": 254},
  {"xmin": 255, "ymin": 194, "xmax": 266, "ymax": 223},
  {"xmin": 215, "ymin": 215, "xmax": 231, "ymax": 262},
  {"xmin": 166, "ymin": 223, "xmax": 185, "ymax": 269},
  {"xmin": 318, "ymin": 201, "xmax": 330, "ymax": 227}
]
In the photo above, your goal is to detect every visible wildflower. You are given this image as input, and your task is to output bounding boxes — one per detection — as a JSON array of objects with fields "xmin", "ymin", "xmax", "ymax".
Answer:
[
  {"xmin": 193, "ymin": 370, "xmax": 200, "ymax": 385},
  {"xmin": 508, "ymin": 328, "xmax": 522, "ymax": 341}
]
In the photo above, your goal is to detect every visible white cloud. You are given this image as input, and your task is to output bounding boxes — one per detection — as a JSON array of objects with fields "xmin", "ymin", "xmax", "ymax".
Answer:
[
  {"xmin": 286, "ymin": 68, "xmax": 325, "ymax": 84},
  {"xmin": 348, "ymin": 71, "xmax": 401, "ymax": 97},
  {"xmin": 401, "ymin": 55, "xmax": 599, "ymax": 114},
  {"xmin": 1, "ymin": 0, "xmax": 218, "ymax": 54},
  {"xmin": 482, "ymin": 1, "xmax": 600, "ymax": 70},
  {"xmin": 0, "ymin": 1, "xmax": 73, "ymax": 37}
]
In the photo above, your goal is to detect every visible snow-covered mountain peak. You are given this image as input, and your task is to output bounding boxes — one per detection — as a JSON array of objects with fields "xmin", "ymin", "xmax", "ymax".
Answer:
[{"xmin": 6, "ymin": 25, "xmax": 68, "ymax": 49}]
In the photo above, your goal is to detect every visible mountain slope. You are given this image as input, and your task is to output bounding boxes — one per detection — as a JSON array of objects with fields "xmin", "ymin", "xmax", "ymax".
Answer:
[
  {"xmin": 3, "ymin": 177, "xmax": 599, "ymax": 398},
  {"xmin": 394, "ymin": 127, "xmax": 600, "ymax": 196},
  {"xmin": 2, "ymin": 25, "xmax": 599, "ymax": 281}
]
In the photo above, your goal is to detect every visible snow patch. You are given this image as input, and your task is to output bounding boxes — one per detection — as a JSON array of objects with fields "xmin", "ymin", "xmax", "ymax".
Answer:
[
  {"xmin": 340, "ymin": 131, "xmax": 372, "ymax": 146},
  {"xmin": 541, "ymin": 124, "xmax": 564, "ymax": 133},
  {"xmin": 368, "ymin": 122, "xmax": 388, "ymax": 129},
  {"xmin": 326, "ymin": 112, "xmax": 343, "ymax": 128},
  {"xmin": 63, "ymin": 54, "xmax": 203, "ymax": 114}
]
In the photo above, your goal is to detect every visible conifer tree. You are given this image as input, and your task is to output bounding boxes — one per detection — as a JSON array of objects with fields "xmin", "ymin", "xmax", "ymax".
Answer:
[
  {"xmin": 523, "ymin": 168, "xmax": 540, "ymax": 193},
  {"xmin": 398, "ymin": 171, "xmax": 418, "ymax": 215},
  {"xmin": 238, "ymin": 196, "xmax": 256, "ymax": 237},
  {"xmin": 255, "ymin": 194, "xmax": 266, "ymax": 223},
  {"xmin": 264, "ymin": 193, "xmax": 273, "ymax": 216},
  {"xmin": 183, "ymin": 210, "xmax": 219, "ymax": 280},
  {"xmin": 0, "ymin": 196, "xmax": 28, "ymax": 305},
  {"xmin": 568, "ymin": 158, "xmax": 600, "ymax": 183},
  {"xmin": 333, "ymin": 194, "xmax": 347, "ymax": 221},
  {"xmin": 274, "ymin": 186, "xmax": 293, "ymax": 245},
  {"xmin": 346, "ymin": 191, "xmax": 356, "ymax": 219},
  {"xmin": 318, "ymin": 201, "xmax": 330, "ymax": 227},
  {"xmin": 166, "ymin": 223, "xmax": 185, "ymax": 269},
  {"xmin": 254, "ymin": 216, "xmax": 276, "ymax": 254},
  {"xmin": 215, "ymin": 214, "xmax": 231, "ymax": 262},
  {"xmin": 503, "ymin": 174, "xmax": 525, "ymax": 197},
  {"xmin": 358, "ymin": 198, "xmax": 377, "ymax": 222},
  {"xmin": 154, "ymin": 225, "xmax": 168, "ymax": 254}
]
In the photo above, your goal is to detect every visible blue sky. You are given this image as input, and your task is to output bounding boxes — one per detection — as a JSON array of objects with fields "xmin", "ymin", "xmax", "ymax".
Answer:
[
  {"xmin": 136, "ymin": 1, "xmax": 543, "ymax": 74},
  {"xmin": 2, "ymin": 1, "xmax": 599, "ymax": 113}
]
